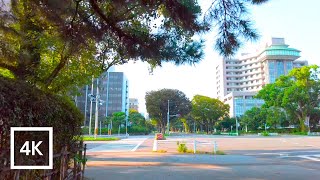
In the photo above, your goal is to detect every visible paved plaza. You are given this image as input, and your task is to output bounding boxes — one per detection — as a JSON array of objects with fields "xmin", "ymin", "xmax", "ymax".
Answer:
[{"xmin": 84, "ymin": 135, "xmax": 320, "ymax": 180}]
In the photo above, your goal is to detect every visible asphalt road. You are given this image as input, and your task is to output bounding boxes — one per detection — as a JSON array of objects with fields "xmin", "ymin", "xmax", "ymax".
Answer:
[{"xmin": 84, "ymin": 135, "xmax": 320, "ymax": 180}]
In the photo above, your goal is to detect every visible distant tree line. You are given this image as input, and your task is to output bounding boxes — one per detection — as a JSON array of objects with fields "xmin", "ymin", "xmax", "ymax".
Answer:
[
  {"xmin": 144, "ymin": 66, "xmax": 320, "ymax": 134},
  {"xmin": 145, "ymin": 89, "xmax": 230, "ymax": 134}
]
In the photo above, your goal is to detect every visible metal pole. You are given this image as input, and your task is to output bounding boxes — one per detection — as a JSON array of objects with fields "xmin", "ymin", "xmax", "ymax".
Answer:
[
  {"xmin": 307, "ymin": 116, "xmax": 310, "ymax": 135},
  {"xmin": 94, "ymin": 79, "xmax": 99, "ymax": 139},
  {"xmin": 193, "ymin": 122, "xmax": 196, "ymax": 133},
  {"xmin": 89, "ymin": 77, "xmax": 94, "ymax": 135},
  {"xmin": 236, "ymin": 117, "xmax": 238, "ymax": 135},
  {"xmin": 99, "ymin": 120, "xmax": 101, "ymax": 135},
  {"xmin": 167, "ymin": 100, "xmax": 170, "ymax": 135},
  {"xmin": 84, "ymin": 85, "xmax": 88, "ymax": 126},
  {"xmin": 74, "ymin": 95, "xmax": 78, "ymax": 107}
]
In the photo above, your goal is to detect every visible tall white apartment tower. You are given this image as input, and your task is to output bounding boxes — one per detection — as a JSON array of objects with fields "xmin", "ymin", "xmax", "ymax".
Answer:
[{"xmin": 216, "ymin": 38, "xmax": 308, "ymax": 117}]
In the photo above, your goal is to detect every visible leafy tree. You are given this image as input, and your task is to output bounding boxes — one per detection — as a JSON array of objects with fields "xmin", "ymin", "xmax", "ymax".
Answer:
[
  {"xmin": 257, "ymin": 65, "xmax": 320, "ymax": 132},
  {"xmin": 265, "ymin": 107, "xmax": 287, "ymax": 129},
  {"xmin": 109, "ymin": 112, "xmax": 126, "ymax": 129},
  {"xmin": 216, "ymin": 117, "xmax": 236, "ymax": 131},
  {"xmin": 241, "ymin": 107, "xmax": 267, "ymax": 131},
  {"xmin": 310, "ymin": 108, "xmax": 320, "ymax": 131},
  {"xmin": 191, "ymin": 95, "xmax": 229, "ymax": 133},
  {"xmin": 145, "ymin": 89, "xmax": 191, "ymax": 134},
  {"xmin": 0, "ymin": 0, "xmax": 269, "ymax": 94},
  {"xmin": 129, "ymin": 109, "xmax": 146, "ymax": 127}
]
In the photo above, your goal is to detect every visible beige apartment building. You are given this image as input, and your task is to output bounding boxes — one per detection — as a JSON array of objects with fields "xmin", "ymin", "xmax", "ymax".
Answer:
[{"xmin": 216, "ymin": 38, "xmax": 308, "ymax": 117}]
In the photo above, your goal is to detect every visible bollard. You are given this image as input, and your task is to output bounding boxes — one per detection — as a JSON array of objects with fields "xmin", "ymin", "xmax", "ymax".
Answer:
[
  {"xmin": 193, "ymin": 140, "xmax": 197, "ymax": 154},
  {"xmin": 153, "ymin": 140, "xmax": 158, "ymax": 151},
  {"xmin": 213, "ymin": 141, "xmax": 217, "ymax": 154}
]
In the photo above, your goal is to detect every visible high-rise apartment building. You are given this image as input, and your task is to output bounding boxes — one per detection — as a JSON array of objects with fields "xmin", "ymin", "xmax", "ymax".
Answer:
[
  {"xmin": 77, "ymin": 70, "xmax": 129, "ymax": 126},
  {"xmin": 216, "ymin": 38, "xmax": 308, "ymax": 117},
  {"xmin": 129, "ymin": 98, "xmax": 139, "ymax": 111}
]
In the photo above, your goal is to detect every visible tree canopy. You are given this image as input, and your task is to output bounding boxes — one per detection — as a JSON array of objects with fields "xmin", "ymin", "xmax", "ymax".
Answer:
[
  {"xmin": 191, "ymin": 95, "xmax": 229, "ymax": 133},
  {"xmin": 129, "ymin": 109, "xmax": 146, "ymax": 127},
  {"xmin": 0, "ymin": 0, "xmax": 269, "ymax": 94},
  {"xmin": 256, "ymin": 65, "xmax": 320, "ymax": 132},
  {"xmin": 145, "ymin": 88, "xmax": 191, "ymax": 133}
]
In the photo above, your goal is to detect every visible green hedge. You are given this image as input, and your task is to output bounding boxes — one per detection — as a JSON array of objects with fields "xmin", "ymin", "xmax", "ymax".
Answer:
[
  {"xmin": 82, "ymin": 126, "xmax": 151, "ymax": 135},
  {"xmin": 0, "ymin": 76, "xmax": 83, "ymax": 179}
]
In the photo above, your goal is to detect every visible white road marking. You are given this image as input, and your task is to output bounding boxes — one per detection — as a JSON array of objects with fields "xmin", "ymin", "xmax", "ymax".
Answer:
[
  {"xmin": 296, "ymin": 155, "xmax": 320, "ymax": 162},
  {"xmin": 131, "ymin": 138, "xmax": 147, "ymax": 152},
  {"xmin": 87, "ymin": 138, "xmax": 148, "ymax": 153}
]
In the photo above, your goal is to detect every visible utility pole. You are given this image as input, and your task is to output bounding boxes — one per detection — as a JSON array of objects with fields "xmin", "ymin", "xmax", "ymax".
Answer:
[
  {"xmin": 236, "ymin": 117, "xmax": 238, "ymax": 136},
  {"xmin": 94, "ymin": 78, "xmax": 99, "ymax": 139},
  {"xmin": 167, "ymin": 100, "xmax": 170, "ymax": 135},
  {"xmin": 89, "ymin": 77, "xmax": 94, "ymax": 135},
  {"xmin": 84, "ymin": 85, "xmax": 88, "ymax": 126}
]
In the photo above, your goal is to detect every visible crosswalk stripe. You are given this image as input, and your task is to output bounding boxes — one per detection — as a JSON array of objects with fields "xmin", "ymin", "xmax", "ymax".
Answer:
[{"xmin": 297, "ymin": 155, "xmax": 320, "ymax": 162}]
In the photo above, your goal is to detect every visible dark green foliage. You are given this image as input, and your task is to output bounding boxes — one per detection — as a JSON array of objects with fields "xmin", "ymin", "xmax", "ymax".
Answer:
[
  {"xmin": 256, "ymin": 65, "xmax": 320, "ymax": 132},
  {"xmin": 216, "ymin": 117, "xmax": 236, "ymax": 131},
  {"xmin": 0, "ymin": 0, "xmax": 205, "ymax": 93},
  {"xmin": 82, "ymin": 126, "xmax": 151, "ymax": 135},
  {"xmin": 240, "ymin": 107, "xmax": 267, "ymax": 130},
  {"xmin": 145, "ymin": 89, "xmax": 192, "ymax": 134},
  {"xmin": 204, "ymin": 0, "xmax": 268, "ymax": 56},
  {"xmin": 0, "ymin": 0, "xmax": 269, "ymax": 94},
  {"xmin": 0, "ymin": 76, "xmax": 83, "ymax": 179},
  {"xmin": 191, "ymin": 95, "xmax": 229, "ymax": 133}
]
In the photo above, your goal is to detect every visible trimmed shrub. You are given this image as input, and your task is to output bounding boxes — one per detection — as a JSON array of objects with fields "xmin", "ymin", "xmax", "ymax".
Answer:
[
  {"xmin": 82, "ymin": 125, "xmax": 152, "ymax": 135},
  {"xmin": 177, "ymin": 142, "xmax": 188, "ymax": 153},
  {"xmin": 0, "ymin": 76, "xmax": 83, "ymax": 179}
]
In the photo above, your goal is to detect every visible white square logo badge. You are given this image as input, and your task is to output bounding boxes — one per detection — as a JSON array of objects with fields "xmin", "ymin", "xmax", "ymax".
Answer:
[{"xmin": 10, "ymin": 127, "xmax": 53, "ymax": 169}]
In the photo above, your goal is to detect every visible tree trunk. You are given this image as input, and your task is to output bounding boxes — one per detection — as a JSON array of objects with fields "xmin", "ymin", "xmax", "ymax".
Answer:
[{"xmin": 299, "ymin": 118, "xmax": 307, "ymax": 132}]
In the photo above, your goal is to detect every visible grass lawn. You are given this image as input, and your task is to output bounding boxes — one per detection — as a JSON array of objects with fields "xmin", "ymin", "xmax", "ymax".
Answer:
[{"xmin": 82, "ymin": 137, "xmax": 120, "ymax": 141}]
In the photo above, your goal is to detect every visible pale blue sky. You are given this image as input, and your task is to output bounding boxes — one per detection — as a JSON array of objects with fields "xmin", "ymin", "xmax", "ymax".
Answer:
[{"xmin": 116, "ymin": 0, "xmax": 320, "ymax": 114}]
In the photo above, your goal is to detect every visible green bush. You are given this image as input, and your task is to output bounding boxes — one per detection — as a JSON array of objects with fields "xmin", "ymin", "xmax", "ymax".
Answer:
[
  {"xmin": 177, "ymin": 142, "xmax": 188, "ymax": 153},
  {"xmin": 262, "ymin": 131, "xmax": 269, "ymax": 136},
  {"xmin": 81, "ymin": 125, "xmax": 152, "ymax": 135},
  {"xmin": 292, "ymin": 131, "xmax": 308, "ymax": 135},
  {"xmin": 0, "ymin": 76, "xmax": 83, "ymax": 179}
]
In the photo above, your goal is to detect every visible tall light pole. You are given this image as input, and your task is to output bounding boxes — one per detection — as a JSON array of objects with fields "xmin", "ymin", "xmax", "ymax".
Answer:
[
  {"xmin": 307, "ymin": 116, "xmax": 310, "ymax": 135},
  {"xmin": 94, "ymin": 79, "xmax": 99, "ymax": 139},
  {"xmin": 167, "ymin": 100, "xmax": 170, "ymax": 135},
  {"xmin": 89, "ymin": 77, "xmax": 94, "ymax": 135},
  {"xmin": 233, "ymin": 100, "xmax": 239, "ymax": 136},
  {"xmin": 236, "ymin": 117, "xmax": 239, "ymax": 135},
  {"xmin": 84, "ymin": 85, "xmax": 88, "ymax": 126}
]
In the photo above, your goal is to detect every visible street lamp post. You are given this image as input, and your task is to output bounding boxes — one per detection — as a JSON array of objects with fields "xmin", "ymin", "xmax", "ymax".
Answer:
[
  {"xmin": 307, "ymin": 116, "xmax": 310, "ymax": 135},
  {"xmin": 236, "ymin": 117, "xmax": 239, "ymax": 135},
  {"xmin": 94, "ymin": 79, "xmax": 100, "ymax": 139},
  {"xmin": 167, "ymin": 100, "xmax": 170, "ymax": 135},
  {"xmin": 89, "ymin": 77, "xmax": 94, "ymax": 135}
]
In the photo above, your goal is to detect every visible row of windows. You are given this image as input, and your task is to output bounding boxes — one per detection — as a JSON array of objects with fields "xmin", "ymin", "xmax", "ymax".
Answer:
[
  {"xmin": 227, "ymin": 79, "xmax": 261, "ymax": 86},
  {"xmin": 108, "ymin": 94, "xmax": 122, "ymax": 97},
  {"xmin": 226, "ymin": 73, "xmax": 263, "ymax": 81},
  {"xmin": 266, "ymin": 50, "xmax": 300, "ymax": 56},
  {"xmin": 226, "ymin": 58, "xmax": 256, "ymax": 64},
  {"xmin": 226, "ymin": 62, "xmax": 260, "ymax": 69},
  {"xmin": 226, "ymin": 68, "xmax": 260, "ymax": 75},
  {"xmin": 227, "ymin": 85, "xmax": 262, "ymax": 91}
]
